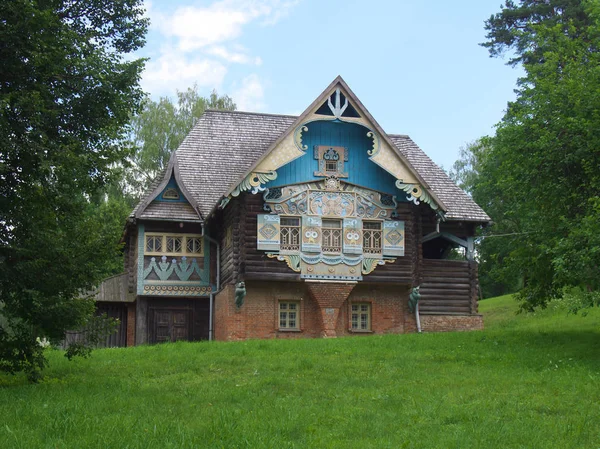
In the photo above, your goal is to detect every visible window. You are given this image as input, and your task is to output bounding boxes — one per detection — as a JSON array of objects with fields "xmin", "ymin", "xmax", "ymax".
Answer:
[
  {"xmin": 325, "ymin": 159, "xmax": 338, "ymax": 173},
  {"xmin": 363, "ymin": 221, "xmax": 382, "ymax": 254},
  {"xmin": 146, "ymin": 235, "xmax": 162, "ymax": 253},
  {"xmin": 144, "ymin": 233, "xmax": 203, "ymax": 256},
  {"xmin": 314, "ymin": 145, "xmax": 347, "ymax": 178},
  {"xmin": 351, "ymin": 303, "xmax": 371, "ymax": 331},
  {"xmin": 280, "ymin": 217, "xmax": 300, "ymax": 251},
  {"xmin": 166, "ymin": 236, "xmax": 182, "ymax": 253},
  {"xmin": 322, "ymin": 219, "xmax": 342, "ymax": 253},
  {"xmin": 186, "ymin": 237, "xmax": 202, "ymax": 254},
  {"xmin": 162, "ymin": 188, "xmax": 180, "ymax": 200},
  {"xmin": 279, "ymin": 301, "xmax": 300, "ymax": 330}
]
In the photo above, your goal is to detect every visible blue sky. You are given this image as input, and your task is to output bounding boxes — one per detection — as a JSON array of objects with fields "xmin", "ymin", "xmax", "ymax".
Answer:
[{"xmin": 138, "ymin": 0, "xmax": 522, "ymax": 170}]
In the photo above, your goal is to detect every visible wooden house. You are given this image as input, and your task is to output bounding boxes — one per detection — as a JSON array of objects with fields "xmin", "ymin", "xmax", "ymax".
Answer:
[{"xmin": 99, "ymin": 77, "xmax": 490, "ymax": 345}]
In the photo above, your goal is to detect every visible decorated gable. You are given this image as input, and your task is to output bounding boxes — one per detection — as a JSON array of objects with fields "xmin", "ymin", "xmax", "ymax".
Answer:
[{"xmin": 224, "ymin": 79, "xmax": 443, "ymax": 215}]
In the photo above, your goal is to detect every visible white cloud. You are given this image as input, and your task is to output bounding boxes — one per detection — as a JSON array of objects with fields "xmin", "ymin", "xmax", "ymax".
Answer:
[
  {"xmin": 232, "ymin": 74, "xmax": 266, "ymax": 112},
  {"xmin": 205, "ymin": 46, "xmax": 262, "ymax": 65},
  {"xmin": 142, "ymin": 52, "xmax": 227, "ymax": 96},
  {"xmin": 156, "ymin": 0, "xmax": 298, "ymax": 52},
  {"xmin": 141, "ymin": 0, "xmax": 299, "ymax": 101}
]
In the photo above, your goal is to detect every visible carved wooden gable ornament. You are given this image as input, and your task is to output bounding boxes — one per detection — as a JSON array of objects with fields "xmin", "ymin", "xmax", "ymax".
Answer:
[{"xmin": 223, "ymin": 77, "xmax": 446, "ymax": 217}]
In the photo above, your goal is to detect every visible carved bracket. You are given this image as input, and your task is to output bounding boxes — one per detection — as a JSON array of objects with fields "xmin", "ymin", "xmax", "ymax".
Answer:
[{"xmin": 395, "ymin": 181, "xmax": 441, "ymax": 212}]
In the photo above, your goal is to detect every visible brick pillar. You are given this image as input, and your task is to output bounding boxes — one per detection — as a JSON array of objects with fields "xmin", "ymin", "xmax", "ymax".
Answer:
[
  {"xmin": 126, "ymin": 303, "xmax": 136, "ymax": 347},
  {"xmin": 305, "ymin": 281, "xmax": 356, "ymax": 338}
]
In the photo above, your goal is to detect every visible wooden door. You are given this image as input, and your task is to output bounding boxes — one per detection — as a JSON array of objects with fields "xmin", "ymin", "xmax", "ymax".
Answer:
[
  {"xmin": 153, "ymin": 310, "xmax": 172, "ymax": 343},
  {"xmin": 150, "ymin": 309, "xmax": 190, "ymax": 343}
]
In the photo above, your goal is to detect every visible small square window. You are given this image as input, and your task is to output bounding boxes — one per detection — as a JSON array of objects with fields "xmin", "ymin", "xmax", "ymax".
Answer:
[
  {"xmin": 146, "ymin": 236, "xmax": 162, "ymax": 253},
  {"xmin": 166, "ymin": 236, "xmax": 182, "ymax": 253},
  {"xmin": 186, "ymin": 237, "xmax": 202, "ymax": 254}
]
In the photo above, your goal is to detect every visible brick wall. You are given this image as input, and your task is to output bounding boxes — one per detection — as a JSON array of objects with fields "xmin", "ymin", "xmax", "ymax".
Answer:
[
  {"xmin": 420, "ymin": 314, "xmax": 484, "ymax": 332},
  {"xmin": 214, "ymin": 281, "xmax": 415, "ymax": 340},
  {"xmin": 213, "ymin": 281, "xmax": 484, "ymax": 340},
  {"xmin": 336, "ymin": 284, "xmax": 412, "ymax": 336}
]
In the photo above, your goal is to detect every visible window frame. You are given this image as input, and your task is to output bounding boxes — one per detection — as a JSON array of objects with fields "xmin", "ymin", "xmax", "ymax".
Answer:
[
  {"xmin": 322, "ymin": 218, "xmax": 343, "ymax": 253},
  {"xmin": 162, "ymin": 188, "xmax": 180, "ymax": 200},
  {"xmin": 349, "ymin": 302, "xmax": 372, "ymax": 332},
  {"xmin": 279, "ymin": 216, "xmax": 301, "ymax": 252},
  {"xmin": 362, "ymin": 220, "xmax": 383, "ymax": 255},
  {"xmin": 278, "ymin": 300, "xmax": 301, "ymax": 331},
  {"xmin": 144, "ymin": 233, "xmax": 204, "ymax": 257}
]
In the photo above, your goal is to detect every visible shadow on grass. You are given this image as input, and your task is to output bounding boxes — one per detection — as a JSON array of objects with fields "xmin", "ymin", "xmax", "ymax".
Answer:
[{"xmin": 481, "ymin": 328, "xmax": 600, "ymax": 370}]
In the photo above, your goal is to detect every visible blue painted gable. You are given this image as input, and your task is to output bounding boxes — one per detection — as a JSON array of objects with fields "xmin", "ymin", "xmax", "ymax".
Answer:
[
  {"xmin": 267, "ymin": 120, "xmax": 401, "ymax": 196},
  {"xmin": 157, "ymin": 176, "xmax": 188, "ymax": 203}
]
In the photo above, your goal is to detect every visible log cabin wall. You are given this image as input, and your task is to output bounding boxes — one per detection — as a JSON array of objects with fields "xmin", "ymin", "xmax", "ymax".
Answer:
[
  {"xmin": 127, "ymin": 226, "xmax": 137, "ymax": 294},
  {"xmin": 419, "ymin": 259, "xmax": 474, "ymax": 314},
  {"xmin": 217, "ymin": 196, "xmax": 242, "ymax": 286},
  {"xmin": 242, "ymin": 193, "xmax": 302, "ymax": 282},
  {"xmin": 361, "ymin": 201, "xmax": 415, "ymax": 284}
]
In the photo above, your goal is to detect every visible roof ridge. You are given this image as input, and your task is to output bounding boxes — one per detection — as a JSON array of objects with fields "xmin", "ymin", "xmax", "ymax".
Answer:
[
  {"xmin": 204, "ymin": 109, "xmax": 299, "ymax": 119},
  {"xmin": 387, "ymin": 133, "xmax": 410, "ymax": 138}
]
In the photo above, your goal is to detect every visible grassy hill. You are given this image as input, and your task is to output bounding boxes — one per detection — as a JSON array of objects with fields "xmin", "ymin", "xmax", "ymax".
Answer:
[{"xmin": 0, "ymin": 295, "xmax": 598, "ymax": 448}]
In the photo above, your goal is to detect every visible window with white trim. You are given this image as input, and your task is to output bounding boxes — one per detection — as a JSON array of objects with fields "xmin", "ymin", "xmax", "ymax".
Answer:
[
  {"xmin": 351, "ymin": 303, "xmax": 371, "ymax": 331},
  {"xmin": 363, "ymin": 221, "xmax": 382, "ymax": 254},
  {"xmin": 279, "ymin": 301, "xmax": 300, "ymax": 330}
]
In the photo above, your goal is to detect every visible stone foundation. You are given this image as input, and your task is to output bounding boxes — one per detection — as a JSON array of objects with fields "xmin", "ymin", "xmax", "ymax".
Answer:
[{"xmin": 419, "ymin": 314, "xmax": 484, "ymax": 332}]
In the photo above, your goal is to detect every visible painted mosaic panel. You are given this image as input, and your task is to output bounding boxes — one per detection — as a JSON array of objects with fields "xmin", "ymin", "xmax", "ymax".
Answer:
[
  {"xmin": 301, "ymin": 215, "xmax": 322, "ymax": 252},
  {"xmin": 382, "ymin": 221, "xmax": 405, "ymax": 257},
  {"xmin": 343, "ymin": 217, "xmax": 362, "ymax": 254},
  {"xmin": 257, "ymin": 214, "xmax": 281, "ymax": 251}
]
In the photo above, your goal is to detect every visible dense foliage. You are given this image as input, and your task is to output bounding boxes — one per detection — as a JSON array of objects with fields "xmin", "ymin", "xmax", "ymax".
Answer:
[
  {"xmin": 455, "ymin": 0, "xmax": 600, "ymax": 309},
  {"xmin": 0, "ymin": 0, "xmax": 148, "ymax": 380}
]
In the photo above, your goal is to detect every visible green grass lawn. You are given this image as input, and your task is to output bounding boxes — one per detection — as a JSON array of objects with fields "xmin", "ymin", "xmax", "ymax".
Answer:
[{"xmin": 1, "ymin": 296, "xmax": 599, "ymax": 449}]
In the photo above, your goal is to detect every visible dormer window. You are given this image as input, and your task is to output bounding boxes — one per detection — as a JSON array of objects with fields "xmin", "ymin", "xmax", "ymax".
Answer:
[{"xmin": 162, "ymin": 188, "xmax": 180, "ymax": 200}]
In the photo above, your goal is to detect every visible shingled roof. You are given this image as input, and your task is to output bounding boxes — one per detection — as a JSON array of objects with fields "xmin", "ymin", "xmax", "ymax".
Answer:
[
  {"xmin": 134, "ymin": 110, "xmax": 490, "ymax": 223},
  {"xmin": 389, "ymin": 135, "xmax": 490, "ymax": 222}
]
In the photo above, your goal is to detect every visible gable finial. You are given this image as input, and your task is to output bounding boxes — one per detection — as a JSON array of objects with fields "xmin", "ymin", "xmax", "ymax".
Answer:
[{"xmin": 327, "ymin": 88, "xmax": 348, "ymax": 118}]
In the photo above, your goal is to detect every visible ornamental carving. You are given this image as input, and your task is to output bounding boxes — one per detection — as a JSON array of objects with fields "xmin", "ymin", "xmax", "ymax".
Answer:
[
  {"xmin": 264, "ymin": 181, "xmax": 396, "ymax": 219},
  {"xmin": 310, "ymin": 192, "xmax": 355, "ymax": 217}
]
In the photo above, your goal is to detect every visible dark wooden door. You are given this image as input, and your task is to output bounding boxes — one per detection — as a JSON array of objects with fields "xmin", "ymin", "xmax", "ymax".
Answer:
[{"xmin": 150, "ymin": 308, "xmax": 190, "ymax": 343}]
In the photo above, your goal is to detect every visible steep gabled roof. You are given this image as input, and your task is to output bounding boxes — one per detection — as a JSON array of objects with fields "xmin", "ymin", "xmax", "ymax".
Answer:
[
  {"xmin": 133, "ymin": 110, "xmax": 490, "ymax": 222},
  {"xmin": 224, "ymin": 76, "xmax": 445, "ymax": 211},
  {"xmin": 389, "ymin": 135, "xmax": 490, "ymax": 222},
  {"xmin": 175, "ymin": 111, "xmax": 296, "ymax": 218},
  {"xmin": 131, "ymin": 153, "xmax": 203, "ymax": 222},
  {"xmin": 130, "ymin": 77, "xmax": 490, "ymax": 224}
]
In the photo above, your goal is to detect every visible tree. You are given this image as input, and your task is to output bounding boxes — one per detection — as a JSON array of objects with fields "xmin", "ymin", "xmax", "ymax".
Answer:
[
  {"xmin": 127, "ymin": 86, "xmax": 236, "ymax": 196},
  {"xmin": 450, "ymin": 140, "xmax": 524, "ymax": 298},
  {"xmin": 476, "ymin": 0, "xmax": 600, "ymax": 310},
  {"xmin": 482, "ymin": 0, "xmax": 591, "ymax": 66},
  {"xmin": 0, "ymin": 0, "xmax": 148, "ymax": 380}
]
